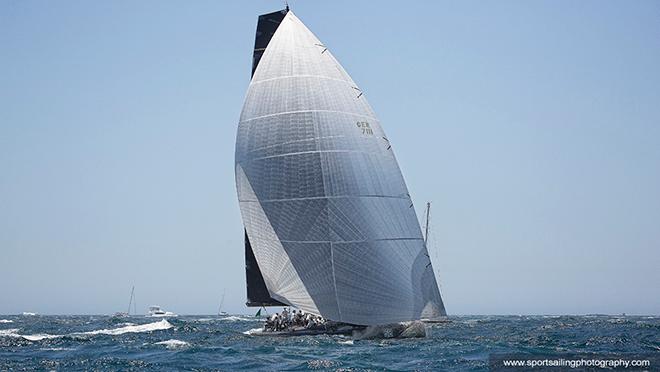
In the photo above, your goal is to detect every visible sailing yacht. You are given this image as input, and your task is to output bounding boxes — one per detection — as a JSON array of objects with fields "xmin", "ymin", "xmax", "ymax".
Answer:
[
  {"xmin": 420, "ymin": 202, "xmax": 450, "ymax": 324},
  {"xmin": 218, "ymin": 290, "xmax": 228, "ymax": 316},
  {"xmin": 112, "ymin": 286, "xmax": 136, "ymax": 318},
  {"xmin": 235, "ymin": 8, "xmax": 446, "ymax": 326}
]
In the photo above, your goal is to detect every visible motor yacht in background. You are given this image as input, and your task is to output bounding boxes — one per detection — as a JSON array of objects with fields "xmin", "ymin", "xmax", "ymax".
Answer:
[{"xmin": 147, "ymin": 305, "xmax": 176, "ymax": 317}]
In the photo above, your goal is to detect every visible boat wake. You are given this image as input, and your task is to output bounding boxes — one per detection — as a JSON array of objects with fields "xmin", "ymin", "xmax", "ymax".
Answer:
[
  {"xmin": 352, "ymin": 321, "xmax": 427, "ymax": 339},
  {"xmin": 242, "ymin": 320, "xmax": 427, "ymax": 339},
  {"xmin": 0, "ymin": 319, "xmax": 173, "ymax": 341}
]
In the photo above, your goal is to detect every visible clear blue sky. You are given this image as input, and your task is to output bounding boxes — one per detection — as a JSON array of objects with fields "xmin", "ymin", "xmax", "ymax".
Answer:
[{"xmin": 1, "ymin": 0, "xmax": 658, "ymax": 315}]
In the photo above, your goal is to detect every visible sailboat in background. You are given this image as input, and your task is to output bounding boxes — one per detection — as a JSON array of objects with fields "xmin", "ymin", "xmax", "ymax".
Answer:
[
  {"xmin": 218, "ymin": 289, "xmax": 228, "ymax": 316},
  {"xmin": 420, "ymin": 203, "xmax": 449, "ymax": 323},
  {"xmin": 112, "ymin": 286, "xmax": 136, "ymax": 318}
]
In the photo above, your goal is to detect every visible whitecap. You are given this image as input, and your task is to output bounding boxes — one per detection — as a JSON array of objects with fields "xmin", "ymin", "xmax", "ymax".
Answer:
[
  {"xmin": 155, "ymin": 339, "xmax": 190, "ymax": 349},
  {"xmin": 338, "ymin": 340, "xmax": 354, "ymax": 345},
  {"xmin": 0, "ymin": 319, "xmax": 173, "ymax": 341},
  {"xmin": 0, "ymin": 328, "xmax": 20, "ymax": 337},
  {"xmin": 0, "ymin": 319, "xmax": 13, "ymax": 323},
  {"xmin": 81, "ymin": 319, "xmax": 172, "ymax": 336},
  {"xmin": 22, "ymin": 333, "xmax": 59, "ymax": 341}
]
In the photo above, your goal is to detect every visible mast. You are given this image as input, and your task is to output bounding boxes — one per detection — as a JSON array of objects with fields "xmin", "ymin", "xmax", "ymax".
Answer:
[
  {"xmin": 424, "ymin": 202, "xmax": 431, "ymax": 245},
  {"xmin": 126, "ymin": 286, "xmax": 135, "ymax": 315},
  {"xmin": 218, "ymin": 289, "xmax": 226, "ymax": 315}
]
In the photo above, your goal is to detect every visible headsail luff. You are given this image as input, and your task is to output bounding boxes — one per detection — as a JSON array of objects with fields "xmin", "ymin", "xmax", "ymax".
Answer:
[{"xmin": 235, "ymin": 9, "xmax": 446, "ymax": 325}]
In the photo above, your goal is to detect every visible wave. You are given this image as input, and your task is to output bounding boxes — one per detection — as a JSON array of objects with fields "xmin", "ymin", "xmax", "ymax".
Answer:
[
  {"xmin": 0, "ymin": 329, "xmax": 57, "ymax": 341},
  {"xmin": 22, "ymin": 333, "xmax": 59, "ymax": 341},
  {"xmin": 0, "ymin": 320, "xmax": 173, "ymax": 341},
  {"xmin": 82, "ymin": 319, "xmax": 172, "ymax": 336},
  {"xmin": 155, "ymin": 339, "xmax": 190, "ymax": 349},
  {"xmin": 0, "ymin": 329, "xmax": 20, "ymax": 337},
  {"xmin": 0, "ymin": 319, "xmax": 13, "ymax": 323}
]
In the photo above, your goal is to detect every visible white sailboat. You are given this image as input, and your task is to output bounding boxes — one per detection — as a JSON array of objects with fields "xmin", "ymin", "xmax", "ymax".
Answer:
[
  {"xmin": 218, "ymin": 289, "xmax": 228, "ymax": 316},
  {"xmin": 112, "ymin": 286, "xmax": 136, "ymax": 318},
  {"xmin": 420, "ymin": 202, "xmax": 449, "ymax": 323},
  {"xmin": 235, "ymin": 7, "xmax": 446, "ymax": 327}
]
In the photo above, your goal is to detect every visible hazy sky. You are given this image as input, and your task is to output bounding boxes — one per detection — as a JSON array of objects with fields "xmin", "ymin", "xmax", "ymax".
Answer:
[{"xmin": 1, "ymin": 0, "xmax": 658, "ymax": 315}]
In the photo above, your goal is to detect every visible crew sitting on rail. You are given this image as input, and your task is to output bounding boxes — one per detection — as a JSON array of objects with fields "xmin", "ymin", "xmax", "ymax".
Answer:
[
  {"xmin": 264, "ymin": 309, "xmax": 328, "ymax": 331},
  {"xmin": 292, "ymin": 310, "xmax": 305, "ymax": 327}
]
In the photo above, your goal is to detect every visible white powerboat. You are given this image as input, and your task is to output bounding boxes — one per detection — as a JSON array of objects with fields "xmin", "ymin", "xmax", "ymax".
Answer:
[{"xmin": 147, "ymin": 305, "xmax": 176, "ymax": 317}]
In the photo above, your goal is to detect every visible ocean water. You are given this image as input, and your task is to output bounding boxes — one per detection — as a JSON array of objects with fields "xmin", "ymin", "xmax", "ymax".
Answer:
[{"xmin": 0, "ymin": 315, "xmax": 658, "ymax": 371}]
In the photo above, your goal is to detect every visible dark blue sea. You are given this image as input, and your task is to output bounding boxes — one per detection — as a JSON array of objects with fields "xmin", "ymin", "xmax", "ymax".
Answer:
[{"xmin": 0, "ymin": 315, "xmax": 658, "ymax": 371}]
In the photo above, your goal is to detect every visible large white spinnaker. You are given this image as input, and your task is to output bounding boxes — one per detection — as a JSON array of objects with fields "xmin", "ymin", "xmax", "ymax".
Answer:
[{"xmin": 235, "ymin": 9, "xmax": 446, "ymax": 325}]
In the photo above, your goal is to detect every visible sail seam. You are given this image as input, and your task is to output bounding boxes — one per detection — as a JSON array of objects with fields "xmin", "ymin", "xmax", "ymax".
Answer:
[
  {"xmin": 245, "ymin": 135, "xmax": 345, "ymax": 155},
  {"xmin": 241, "ymin": 149, "xmax": 386, "ymax": 161},
  {"xmin": 239, "ymin": 194, "xmax": 410, "ymax": 203},
  {"xmin": 240, "ymin": 109, "xmax": 377, "ymax": 123},
  {"xmin": 250, "ymin": 74, "xmax": 352, "ymax": 86},
  {"xmin": 279, "ymin": 238, "xmax": 423, "ymax": 244}
]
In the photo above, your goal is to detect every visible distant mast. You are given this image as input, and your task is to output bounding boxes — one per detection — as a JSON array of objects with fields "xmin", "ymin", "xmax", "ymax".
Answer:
[
  {"xmin": 424, "ymin": 202, "xmax": 442, "ymax": 289},
  {"xmin": 218, "ymin": 289, "xmax": 226, "ymax": 315},
  {"xmin": 424, "ymin": 202, "xmax": 431, "ymax": 245},
  {"xmin": 126, "ymin": 286, "xmax": 135, "ymax": 315}
]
